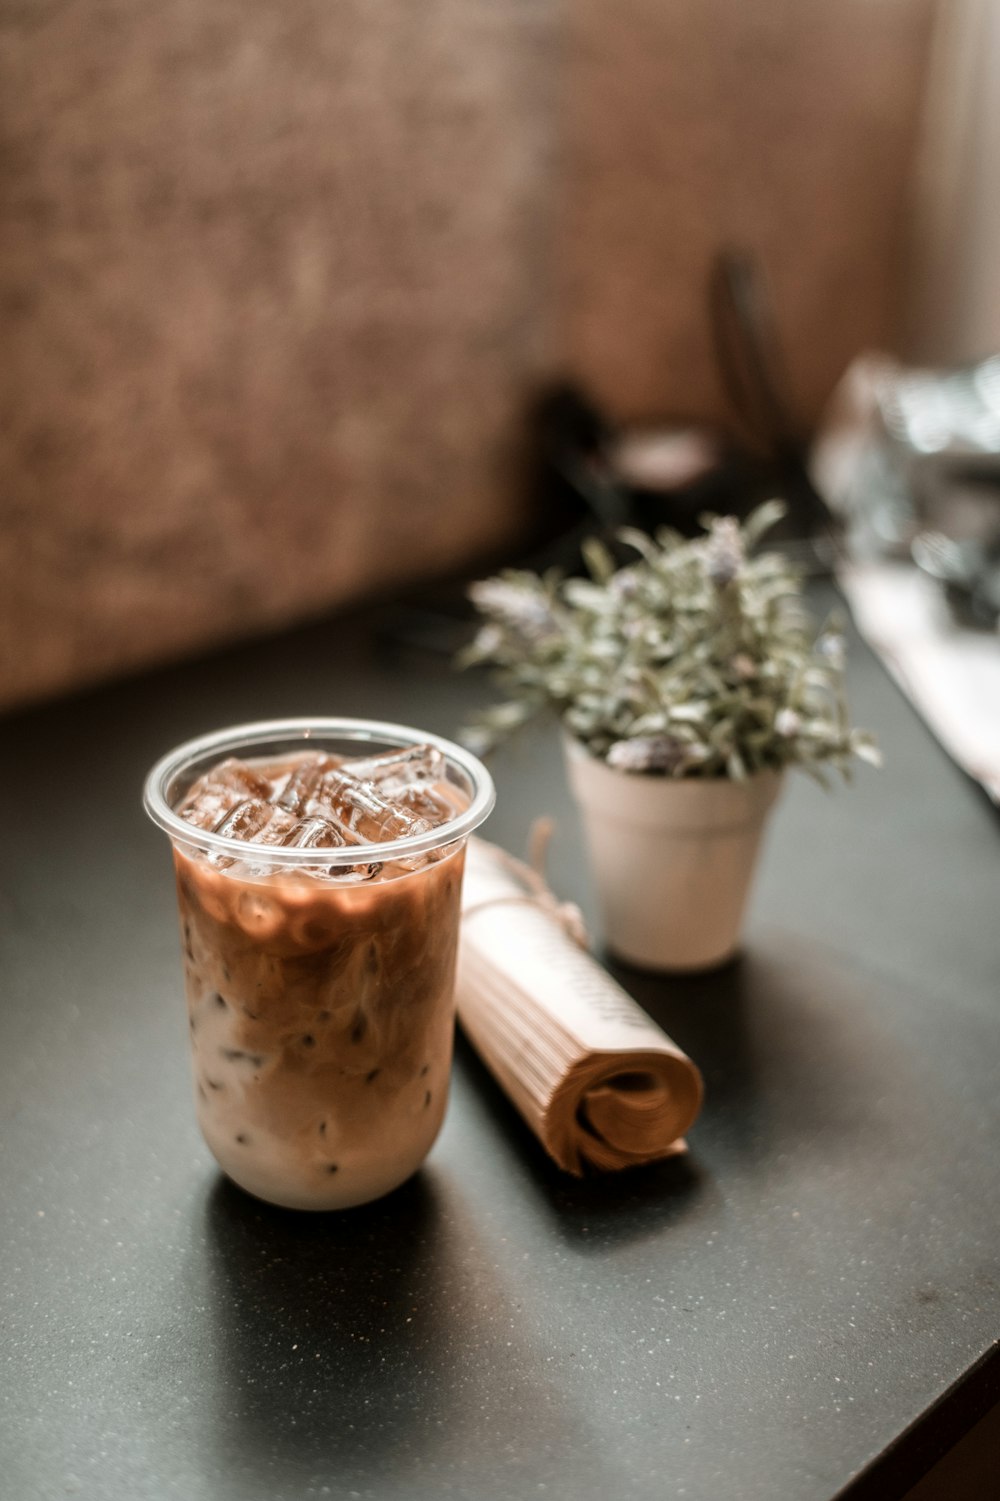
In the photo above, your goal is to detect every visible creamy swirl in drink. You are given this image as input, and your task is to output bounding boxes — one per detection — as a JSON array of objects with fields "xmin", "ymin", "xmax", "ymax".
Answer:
[{"xmin": 168, "ymin": 741, "xmax": 472, "ymax": 1210}]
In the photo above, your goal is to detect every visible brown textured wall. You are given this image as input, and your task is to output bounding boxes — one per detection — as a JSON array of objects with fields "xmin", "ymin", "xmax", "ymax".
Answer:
[
  {"xmin": 0, "ymin": 0, "xmax": 936, "ymax": 709},
  {"xmin": 561, "ymin": 0, "xmax": 938, "ymax": 425},
  {"xmin": 0, "ymin": 0, "xmax": 558, "ymax": 707}
]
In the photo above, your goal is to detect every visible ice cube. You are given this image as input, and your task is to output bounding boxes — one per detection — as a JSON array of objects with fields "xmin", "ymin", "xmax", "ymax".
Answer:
[
  {"xmin": 213, "ymin": 758, "xmax": 272, "ymax": 796},
  {"xmin": 277, "ymin": 766, "xmax": 374, "ymax": 850},
  {"xmin": 344, "ymin": 744, "xmax": 457, "ymax": 826},
  {"xmin": 277, "ymin": 816, "xmax": 382, "ymax": 879},
  {"xmin": 178, "ymin": 758, "xmax": 272, "ymax": 831},
  {"xmin": 383, "ymin": 782, "xmax": 456, "ymax": 826},
  {"xmin": 312, "ymin": 769, "xmax": 433, "ymax": 844},
  {"xmin": 279, "ymin": 816, "xmax": 349, "ymax": 850},
  {"xmin": 329, "ymin": 863, "xmax": 383, "ymax": 883},
  {"xmin": 274, "ymin": 756, "xmax": 338, "ymax": 816},
  {"xmin": 213, "ymin": 799, "xmax": 299, "ymax": 846},
  {"xmin": 344, "ymin": 744, "xmax": 445, "ymax": 787}
]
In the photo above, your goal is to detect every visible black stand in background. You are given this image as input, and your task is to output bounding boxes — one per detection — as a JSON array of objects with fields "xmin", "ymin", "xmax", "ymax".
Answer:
[{"xmin": 386, "ymin": 249, "xmax": 838, "ymax": 657}]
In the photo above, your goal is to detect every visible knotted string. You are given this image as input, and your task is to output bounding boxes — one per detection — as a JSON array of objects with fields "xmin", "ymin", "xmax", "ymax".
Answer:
[{"xmin": 461, "ymin": 816, "xmax": 590, "ymax": 950}]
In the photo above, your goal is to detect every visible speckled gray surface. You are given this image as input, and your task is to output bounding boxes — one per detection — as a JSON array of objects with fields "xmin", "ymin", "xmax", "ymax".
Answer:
[{"xmin": 1, "ymin": 588, "xmax": 998, "ymax": 1501}]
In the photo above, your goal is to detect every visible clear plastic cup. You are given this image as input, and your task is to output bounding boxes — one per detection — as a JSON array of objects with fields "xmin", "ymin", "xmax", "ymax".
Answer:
[{"xmin": 144, "ymin": 718, "xmax": 495, "ymax": 1210}]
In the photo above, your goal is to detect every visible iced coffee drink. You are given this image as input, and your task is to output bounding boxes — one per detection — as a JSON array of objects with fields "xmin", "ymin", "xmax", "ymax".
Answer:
[{"xmin": 144, "ymin": 720, "xmax": 495, "ymax": 1210}]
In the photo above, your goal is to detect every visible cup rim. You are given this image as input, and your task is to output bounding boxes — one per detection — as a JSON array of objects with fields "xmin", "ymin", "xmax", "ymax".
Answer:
[{"xmin": 143, "ymin": 716, "xmax": 496, "ymax": 868}]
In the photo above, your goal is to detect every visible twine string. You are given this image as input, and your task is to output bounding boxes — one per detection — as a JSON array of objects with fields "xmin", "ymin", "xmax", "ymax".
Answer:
[{"xmin": 462, "ymin": 816, "xmax": 589, "ymax": 950}]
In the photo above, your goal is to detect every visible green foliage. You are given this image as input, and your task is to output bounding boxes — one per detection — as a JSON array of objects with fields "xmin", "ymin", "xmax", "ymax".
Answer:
[{"xmin": 459, "ymin": 504, "xmax": 881, "ymax": 780}]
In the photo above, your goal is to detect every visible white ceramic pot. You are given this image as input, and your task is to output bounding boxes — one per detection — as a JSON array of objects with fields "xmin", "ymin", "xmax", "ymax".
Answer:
[{"xmin": 563, "ymin": 737, "xmax": 784, "ymax": 972}]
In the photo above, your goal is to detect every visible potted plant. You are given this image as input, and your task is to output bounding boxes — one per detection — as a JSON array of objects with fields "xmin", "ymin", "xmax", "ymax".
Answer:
[{"xmin": 459, "ymin": 502, "xmax": 880, "ymax": 971}]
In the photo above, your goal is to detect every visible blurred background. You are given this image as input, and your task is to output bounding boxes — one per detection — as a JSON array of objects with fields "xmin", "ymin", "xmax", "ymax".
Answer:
[{"xmin": 2, "ymin": 0, "xmax": 999, "ymax": 711}]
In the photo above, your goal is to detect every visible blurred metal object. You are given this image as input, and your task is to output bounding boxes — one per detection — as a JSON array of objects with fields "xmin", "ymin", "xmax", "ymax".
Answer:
[
  {"xmin": 884, "ymin": 357, "xmax": 1000, "ymax": 467},
  {"xmin": 912, "ymin": 529, "xmax": 1000, "ymax": 631},
  {"xmin": 528, "ymin": 250, "xmax": 840, "ymax": 576},
  {"xmin": 812, "ymin": 352, "xmax": 1000, "ymax": 567},
  {"xmin": 383, "ymin": 251, "xmax": 848, "ymax": 658},
  {"xmin": 528, "ymin": 383, "xmax": 740, "ymax": 573},
  {"xmin": 816, "ymin": 352, "xmax": 1000, "ymax": 803}
]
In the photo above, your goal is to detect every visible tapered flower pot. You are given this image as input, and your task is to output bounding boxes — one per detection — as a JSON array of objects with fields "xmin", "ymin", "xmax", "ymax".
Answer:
[{"xmin": 564, "ymin": 737, "xmax": 783, "ymax": 972}]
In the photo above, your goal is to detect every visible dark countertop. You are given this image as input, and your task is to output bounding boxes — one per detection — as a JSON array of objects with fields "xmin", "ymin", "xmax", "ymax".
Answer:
[{"xmin": 2, "ymin": 591, "xmax": 998, "ymax": 1501}]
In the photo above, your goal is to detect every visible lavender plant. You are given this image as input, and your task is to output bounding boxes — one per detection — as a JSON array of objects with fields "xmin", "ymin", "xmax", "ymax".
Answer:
[{"xmin": 459, "ymin": 502, "xmax": 880, "ymax": 783}]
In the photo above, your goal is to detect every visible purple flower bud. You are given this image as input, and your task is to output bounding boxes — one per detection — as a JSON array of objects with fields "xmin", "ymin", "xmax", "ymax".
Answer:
[
  {"xmin": 607, "ymin": 735, "xmax": 690, "ymax": 774},
  {"xmin": 473, "ymin": 624, "xmax": 503, "ymax": 656},
  {"xmin": 611, "ymin": 568, "xmax": 640, "ymax": 599},
  {"xmin": 468, "ymin": 579, "xmax": 558, "ymax": 642},
  {"xmin": 703, "ymin": 517, "xmax": 744, "ymax": 587},
  {"xmin": 817, "ymin": 634, "xmax": 846, "ymax": 671}
]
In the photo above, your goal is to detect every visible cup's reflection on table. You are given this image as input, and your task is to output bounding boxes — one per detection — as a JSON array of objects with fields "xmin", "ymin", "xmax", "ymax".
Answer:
[{"xmin": 144, "ymin": 718, "xmax": 495, "ymax": 1209}]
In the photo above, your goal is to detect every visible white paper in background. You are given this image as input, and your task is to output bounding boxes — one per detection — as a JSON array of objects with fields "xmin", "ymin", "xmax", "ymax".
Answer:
[{"xmin": 839, "ymin": 562, "xmax": 1000, "ymax": 803}]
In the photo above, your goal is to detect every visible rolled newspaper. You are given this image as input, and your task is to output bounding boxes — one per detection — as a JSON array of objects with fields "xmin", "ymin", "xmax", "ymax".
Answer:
[{"xmin": 455, "ymin": 832, "xmax": 704, "ymax": 1174}]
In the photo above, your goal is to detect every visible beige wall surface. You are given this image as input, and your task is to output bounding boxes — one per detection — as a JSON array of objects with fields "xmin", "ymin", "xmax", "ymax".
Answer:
[
  {"xmin": 561, "ymin": 0, "xmax": 938, "ymax": 427},
  {"xmin": 0, "ymin": 0, "xmax": 935, "ymax": 708},
  {"xmin": 0, "ymin": 0, "xmax": 558, "ymax": 707}
]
